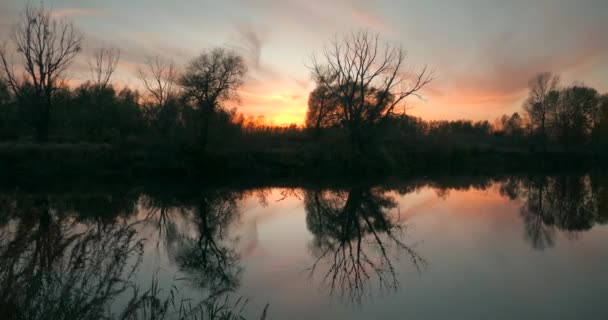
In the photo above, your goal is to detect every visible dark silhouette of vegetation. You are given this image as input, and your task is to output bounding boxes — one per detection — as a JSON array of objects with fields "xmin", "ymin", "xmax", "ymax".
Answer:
[
  {"xmin": 0, "ymin": 3, "xmax": 606, "ymax": 180},
  {"xmin": 523, "ymin": 72, "xmax": 561, "ymax": 151},
  {"xmin": 309, "ymin": 31, "xmax": 433, "ymax": 155},
  {"xmin": 0, "ymin": 3, "xmax": 83, "ymax": 142},
  {"xmin": 522, "ymin": 72, "xmax": 607, "ymax": 150},
  {"xmin": 180, "ymin": 49, "xmax": 247, "ymax": 149},
  {"xmin": 89, "ymin": 47, "xmax": 121, "ymax": 89}
]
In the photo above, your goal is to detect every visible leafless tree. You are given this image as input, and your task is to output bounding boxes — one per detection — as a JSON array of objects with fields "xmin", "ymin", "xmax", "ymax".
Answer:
[
  {"xmin": 137, "ymin": 55, "xmax": 178, "ymax": 107},
  {"xmin": 310, "ymin": 31, "xmax": 433, "ymax": 152},
  {"xmin": 0, "ymin": 3, "xmax": 83, "ymax": 141},
  {"xmin": 89, "ymin": 47, "xmax": 120, "ymax": 88},
  {"xmin": 180, "ymin": 48, "xmax": 247, "ymax": 148},
  {"xmin": 523, "ymin": 72, "xmax": 560, "ymax": 149}
]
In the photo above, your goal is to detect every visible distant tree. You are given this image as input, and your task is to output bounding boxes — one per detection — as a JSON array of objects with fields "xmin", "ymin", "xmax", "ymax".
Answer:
[
  {"xmin": 523, "ymin": 72, "xmax": 560, "ymax": 149},
  {"xmin": 552, "ymin": 85, "xmax": 601, "ymax": 146},
  {"xmin": 180, "ymin": 48, "xmax": 247, "ymax": 149},
  {"xmin": 0, "ymin": 79, "xmax": 9, "ymax": 106},
  {"xmin": 592, "ymin": 94, "xmax": 608, "ymax": 148},
  {"xmin": 137, "ymin": 55, "xmax": 178, "ymax": 107},
  {"xmin": 62, "ymin": 83, "xmax": 144, "ymax": 142},
  {"xmin": 137, "ymin": 56, "xmax": 180, "ymax": 134},
  {"xmin": 305, "ymin": 85, "xmax": 338, "ymax": 137},
  {"xmin": 0, "ymin": 79, "xmax": 22, "ymax": 140},
  {"xmin": 310, "ymin": 31, "xmax": 433, "ymax": 154},
  {"xmin": 501, "ymin": 112, "xmax": 525, "ymax": 140},
  {"xmin": 0, "ymin": 3, "xmax": 83, "ymax": 142},
  {"xmin": 88, "ymin": 47, "xmax": 120, "ymax": 89}
]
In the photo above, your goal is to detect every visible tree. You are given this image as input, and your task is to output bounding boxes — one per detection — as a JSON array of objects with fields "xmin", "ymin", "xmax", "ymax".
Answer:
[
  {"xmin": 180, "ymin": 48, "xmax": 247, "ymax": 149},
  {"xmin": 137, "ymin": 56, "xmax": 179, "ymax": 134},
  {"xmin": 88, "ymin": 47, "xmax": 120, "ymax": 89},
  {"xmin": 0, "ymin": 79, "xmax": 9, "ymax": 106},
  {"xmin": 137, "ymin": 56, "xmax": 178, "ymax": 107},
  {"xmin": 305, "ymin": 84, "xmax": 338, "ymax": 137},
  {"xmin": 523, "ymin": 72, "xmax": 560, "ymax": 149},
  {"xmin": 501, "ymin": 112, "xmax": 525, "ymax": 141},
  {"xmin": 0, "ymin": 79, "xmax": 22, "ymax": 140},
  {"xmin": 592, "ymin": 94, "xmax": 608, "ymax": 148},
  {"xmin": 552, "ymin": 85, "xmax": 600, "ymax": 146},
  {"xmin": 0, "ymin": 3, "xmax": 83, "ymax": 142},
  {"xmin": 310, "ymin": 31, "xmax": 433, "ymax": 153}
]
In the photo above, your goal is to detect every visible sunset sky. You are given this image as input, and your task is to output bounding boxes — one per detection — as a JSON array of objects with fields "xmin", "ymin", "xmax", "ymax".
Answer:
[{"xmin": 1, "ymin": 0, "xmax": 607, "ymax": 125}]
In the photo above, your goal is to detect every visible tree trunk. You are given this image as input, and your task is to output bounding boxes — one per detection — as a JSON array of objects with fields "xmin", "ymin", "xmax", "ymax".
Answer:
[
  {"xmin": 199, "ymin": 107, "xmax": 211, "ymax": 151},
  {"xmin": 348, "ymin": 123, "xmax": 365, "ymax": 157},
  {"xmin": 35, "ymin": 96, "xmax": 50, "ymax": 142}
]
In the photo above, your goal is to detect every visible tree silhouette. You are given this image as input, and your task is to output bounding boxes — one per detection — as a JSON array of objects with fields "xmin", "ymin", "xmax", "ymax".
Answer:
[
  {"xmin": 553, "ymin": 85, "xmax": 602, "ymax": 146},
  {"xmin": 523, "ymin": 72, "xmax": 560, "ymax": 150},
  {"xmin": 310, "ymin": 31, "xmax": 433, "ymax": 154},
  {"xmin": 0, "ymin": 3, "xmax": 83, "ymax": 142},
  {"xmin": 88, "ymin": 47, "xmax": 120, "ymax": 89},
  {"xmin": 305, "ymin": 84, "xmax": 339, "ymax": 137},
  {"xmin": 180, "ymin": 48, "xmax": 247, "ymax": 149}
]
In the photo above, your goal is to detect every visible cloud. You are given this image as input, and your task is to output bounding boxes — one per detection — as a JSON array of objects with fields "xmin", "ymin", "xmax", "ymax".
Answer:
[
  {"xmin": 50, "ymin": 8, "xmax": 102, "ymax": 19},
  {"xmin": 3, "ymin": 0, "xmax": 607, "ymax": 123},
  {"xmin": 228, "ymin": 24, "xmax": 265, "ymax": 69}
]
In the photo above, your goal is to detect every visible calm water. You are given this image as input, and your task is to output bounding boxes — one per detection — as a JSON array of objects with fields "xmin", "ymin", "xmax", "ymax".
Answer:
[{"xmin": 1, "ymin": 174, "xmax": 607, "ymax": 319}]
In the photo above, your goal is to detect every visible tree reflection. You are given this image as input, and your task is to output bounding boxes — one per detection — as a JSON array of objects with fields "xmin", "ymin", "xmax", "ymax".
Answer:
[
  {"xmin": 143, "ymin": 190, "xmax": 244, "ymax": 297},
  {"xmin": 500, "ymin": 175, "xmax": 607, "ymax": 250},
  {"xmin": 304, "ymin": 187, "xmax": 426, "ymax": 304},
  {"xmin": 0, "ymin": 195, "xmax": 143, "ymax": 320}
]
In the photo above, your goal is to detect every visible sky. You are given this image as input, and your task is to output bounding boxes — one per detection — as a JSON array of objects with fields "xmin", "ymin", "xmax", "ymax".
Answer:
[{"xmin": 1, "ymin": 0, "xmax": 607, "ymax": 125}]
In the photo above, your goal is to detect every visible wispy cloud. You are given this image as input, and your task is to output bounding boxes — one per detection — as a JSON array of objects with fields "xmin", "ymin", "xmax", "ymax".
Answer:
[
  {"xmin": 50, "ymin": 8, "xmax": 103, "ymax": 19},
  {"xmin": 2, "ymin": 0, "xmax": 606, "ymax": 122}
]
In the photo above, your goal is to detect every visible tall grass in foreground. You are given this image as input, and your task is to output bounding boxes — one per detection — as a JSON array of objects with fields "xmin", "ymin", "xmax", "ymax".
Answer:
[{"xmin": 119, "ymin": 275, "xmax": 269, "ymax": 320}]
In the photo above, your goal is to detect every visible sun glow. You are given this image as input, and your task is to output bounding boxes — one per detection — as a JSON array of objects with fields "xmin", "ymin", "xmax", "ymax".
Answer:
[{"xmin": 271, "ymin": 114, "xmax": 303, "ymax": 126}]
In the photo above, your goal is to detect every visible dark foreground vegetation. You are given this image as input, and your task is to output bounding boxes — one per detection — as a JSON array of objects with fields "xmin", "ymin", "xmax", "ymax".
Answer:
[{"xmin": 0, "ymin": 4, "xmax": 606, "ymax": 181}]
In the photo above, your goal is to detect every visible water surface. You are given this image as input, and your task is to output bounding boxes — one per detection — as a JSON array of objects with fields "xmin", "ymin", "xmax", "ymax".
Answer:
[{"xmin": 1, "ymin": 174, "xmax": 607, "ymax": 319}]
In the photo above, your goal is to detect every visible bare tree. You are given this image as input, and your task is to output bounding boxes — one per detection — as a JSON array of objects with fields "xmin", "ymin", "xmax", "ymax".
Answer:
[
  {"xmin": 136, "ymin": 56, "xmax": 180, "ymax": 134},
  {"xmin": 523, "ymin": 72, "xmax": 560, "ymax": 150},
  {"xmin": 180, "ymin": 48, "xmax": 247, "ymax": 148},
  {"xmin": 0, "ymin": 3, "xmax": 83, "ymax": 141},
  {"xmin": 88, "ymin": 47, "xmax": 120, "ymax": 88},
  {"xmin": 137, "ymin": 55, "xmax": 178, "ymax": 107},
  {"xmin": 310, "ymin": 31, "xmax": 433, "ymax": 153}
]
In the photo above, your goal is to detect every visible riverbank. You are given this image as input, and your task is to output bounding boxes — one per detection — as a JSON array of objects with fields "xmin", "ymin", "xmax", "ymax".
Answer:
[{"xmin": 0, "ymin": 142, "xmax": 605, "ymax": 186}]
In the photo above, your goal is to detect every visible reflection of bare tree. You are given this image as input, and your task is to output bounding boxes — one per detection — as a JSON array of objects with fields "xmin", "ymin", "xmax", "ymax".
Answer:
[
  {"xmin": 304, "ymin": 187, "xmax": 426, "ymax": 305},
  {"xmin": 518, "ymin": 177, "xmax": 556, "ymax": 250},
  {"xmin": 499, "ymin": 175, "xmax": 606, "ymax": 250},
  {"xmin": 0, "ymin": 196, "xmax": 143, "ymax": 320},
  {"xmin": 142, "ymin": 190, "xmax": 244, "ymax": 297}
]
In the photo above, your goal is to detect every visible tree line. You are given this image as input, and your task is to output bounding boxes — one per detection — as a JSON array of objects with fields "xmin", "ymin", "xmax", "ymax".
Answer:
[
  {"xmin": 0, "ymin": 3, "xmax": 606, "ymax": 161},
  {"xmin": 0, "ymin": 3, "xmax": 246, "ymax": 149}
]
